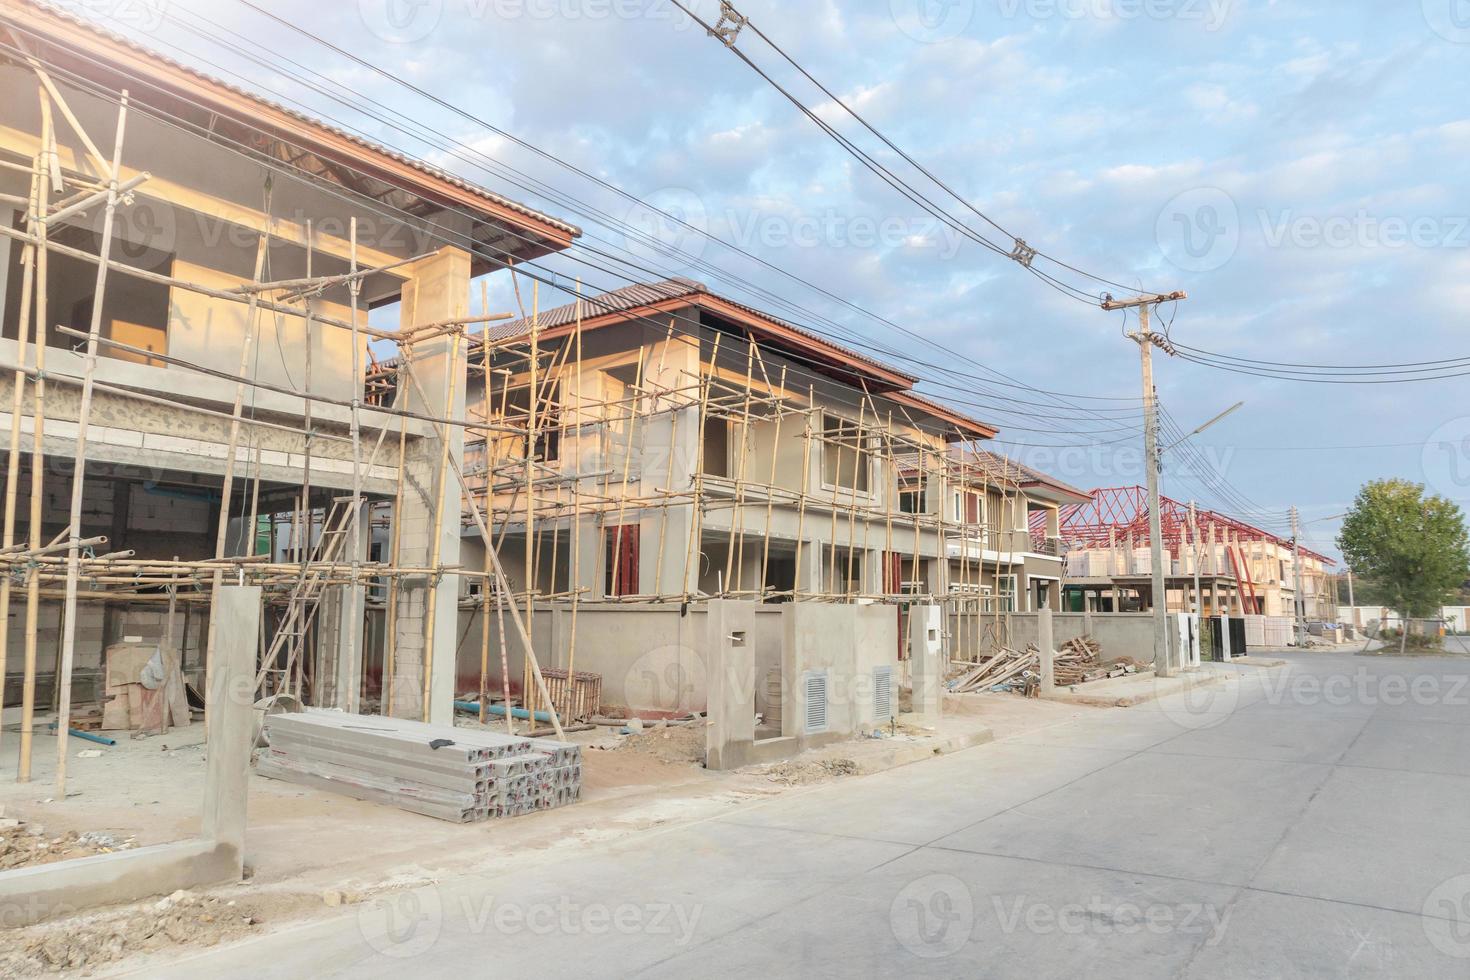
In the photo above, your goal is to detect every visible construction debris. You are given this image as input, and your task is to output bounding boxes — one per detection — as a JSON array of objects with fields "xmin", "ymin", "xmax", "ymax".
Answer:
[
  {"xmin": 949, "ymin": 635, "xmax": 1115, "ymax": 694},
  {"xmin": 0, "ymin": 888, "xmax": 320, "ymax": 978},
  {"xmin": 255, "ymin": 710, "xmax": 582, "ymax": 823},
  {"xmin": 0, "ymin": 816, "xmax": 136, "ymax": 872}
]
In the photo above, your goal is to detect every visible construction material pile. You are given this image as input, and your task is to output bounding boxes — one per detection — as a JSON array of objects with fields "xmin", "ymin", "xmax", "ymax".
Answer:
[
  {"xmin": 256, "ymin": 709, "xmax": 581, "ymax": 823},
  {"xmin": 1054, "ymin": 636, "xmax": 1105, "ymax": 686},
  {"xmin": 949, "ymin": 635, "xmax": 1115, "ymax": 695}
]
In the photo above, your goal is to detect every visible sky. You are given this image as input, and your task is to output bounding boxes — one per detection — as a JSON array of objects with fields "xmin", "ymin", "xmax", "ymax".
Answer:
[{"xmin": 60, "ymin": 0, "xmax": 1470, "ymax": 560}]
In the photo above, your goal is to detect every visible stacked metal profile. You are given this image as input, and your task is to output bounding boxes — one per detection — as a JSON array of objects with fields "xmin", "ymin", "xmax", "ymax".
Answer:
[{"xmin": 256, "ymin": 710, "xmax": 582, "ymax": 823}]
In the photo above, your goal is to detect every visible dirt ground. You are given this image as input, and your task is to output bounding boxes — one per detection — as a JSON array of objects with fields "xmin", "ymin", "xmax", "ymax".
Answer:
[{"xmin": 0, "ymin": 694, "xmax": 1118, "ymax": 975}]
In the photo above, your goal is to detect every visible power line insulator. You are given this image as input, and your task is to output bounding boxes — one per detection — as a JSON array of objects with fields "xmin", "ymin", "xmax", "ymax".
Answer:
[
  {"xmin": 709, "ymin": 2, "xmax": 749, "ymax": 47},
  {"xmin": 1009, "ymin": 239, "xmax": 1037, "ymax": 268}
]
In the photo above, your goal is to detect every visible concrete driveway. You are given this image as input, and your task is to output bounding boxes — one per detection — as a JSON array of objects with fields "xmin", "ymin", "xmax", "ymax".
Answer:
[{"xmin": 124, "ymin": 653, "xmax": 1470, "ymax": 979}]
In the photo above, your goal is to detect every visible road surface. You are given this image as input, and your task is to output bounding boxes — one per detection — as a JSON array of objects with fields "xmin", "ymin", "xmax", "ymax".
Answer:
[{"xmin": 124, "ymin": 652, "xmax": 1470, "ymax": 978}]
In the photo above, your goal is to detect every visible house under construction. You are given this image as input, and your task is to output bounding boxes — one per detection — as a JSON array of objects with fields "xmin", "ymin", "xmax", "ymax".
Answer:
[
  {"xmin": 1050, "ymin": 486, "xmax": 1337, "ymax": 620},
  {"xmin": 0, "ymin": 2, "xmax": 1104, "ymax": 794}
]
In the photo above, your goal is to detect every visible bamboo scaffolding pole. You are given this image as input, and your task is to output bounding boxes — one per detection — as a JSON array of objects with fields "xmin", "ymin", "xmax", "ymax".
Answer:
[
  {"xmin": 0, "ymin": 154, "xmax": 39, "ymax": 770},
  {"xmin": 607, "ymin": 345, "xmax": 646, "ymax": 598},
  {"xmin": 478, "ymin": 283, "xmax": 493, "ymax": 727},
  {"xmin": 727, "ymin": 338, "xmax": 756, "ymax": 595},
  {"xmin": 202, "ymin": 233, "xmax": 270, "ymax": 735},
  {"xmin": 792, "ymin": 389, "xmax": 814, "ymax": 602},
  {"xmin": 18, "ymin": 89, "xmax": 54, "ymax": 783},
  {"xmin": 758, "ymin": 365, "xmax": 787, "ymax": 603},
  {"xmin": 684, "ymin": 335, "xmax": 718, "ymax": 600},
  {"xmin": 343, "ymin": 218, "xmax": 365, "ymax": 714},
  {"xmin": 563, "ymin": 285, "xmax": 584, "ymax": 724},
  {"xmin": 54, "ymin": 93, "xmax": 130, "ymax": 794}
]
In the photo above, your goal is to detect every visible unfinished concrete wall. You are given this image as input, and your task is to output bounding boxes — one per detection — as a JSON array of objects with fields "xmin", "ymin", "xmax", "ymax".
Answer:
[
  {"xmin": 780, "ymin": 603, "xmax": 899, "ymax": 738},
  {"xmin": 999, "ymin": 612, "xmax": 1155, "ymax": 666}
]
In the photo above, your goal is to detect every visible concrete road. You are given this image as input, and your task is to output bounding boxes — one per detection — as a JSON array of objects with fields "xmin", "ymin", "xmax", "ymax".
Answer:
[{"xmin": 127, "ymin": 653, "xmax": 1470, "ymax": 979}]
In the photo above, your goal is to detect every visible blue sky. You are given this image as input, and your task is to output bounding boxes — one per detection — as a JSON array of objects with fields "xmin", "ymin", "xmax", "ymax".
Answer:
[{"xmin": 70, "ymin": 0, "xmax": 1470, "ymax": 558}]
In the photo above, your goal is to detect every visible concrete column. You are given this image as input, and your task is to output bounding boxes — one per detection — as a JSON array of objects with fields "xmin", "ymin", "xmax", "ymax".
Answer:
[
  {"xmin": 704, "ymin": 599, "xmax": 757, "ymax": 770},
  {"xmin": 1037, "ymin": 606, "xmax": 1056, "ymax": 695},
  {"xmin": 201, "ymin": 586, "xmax": 260, "ymax": 864},
  {"xmin": 907, "ymin": 604, "xmax": 943, "ymax": 723},
  {"xmin": 390, "ymin": 248, "xmax": 469, "ymax": 724}
]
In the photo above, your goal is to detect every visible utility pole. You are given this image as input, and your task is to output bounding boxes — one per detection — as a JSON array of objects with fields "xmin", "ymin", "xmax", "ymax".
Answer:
[
  {"xmin": 1190, "ymin": 500, "xmax": 1203, "ymax": 616},
  {"xmin": 1291, "ymin": 506, "xmax": 1306, "ymax": 647},
  {"xmin": 1103, "ymin": 290, "xmax": 1187, "ymax": 678},
  {"xmin": 1346, "ymin": 566, "xmax": 1356, "ymax": 626}
]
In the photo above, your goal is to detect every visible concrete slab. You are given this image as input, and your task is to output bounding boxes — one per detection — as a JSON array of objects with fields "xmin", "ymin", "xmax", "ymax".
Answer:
[
  {"xmin": 932, "ymin": 753, "xmax": 1334, "ymax": 886},
  {"xmin": 635, "ymin": 848, "xmax": 1240, "ymax": 980},
  {"xmin": 1252, "ymin": 765, "xmax": 1470, "ymax": 915},
  {"xmin": 726, "ymin": 741, "xmax": 1132, "ymax": 846},
  {"xmin": 1339, "ymin": 717, "xmax": 1470, "ymax": 777},
  {"xmin": 1181, "ymin": 888, "xmax": 1467, "ymax": 979}
]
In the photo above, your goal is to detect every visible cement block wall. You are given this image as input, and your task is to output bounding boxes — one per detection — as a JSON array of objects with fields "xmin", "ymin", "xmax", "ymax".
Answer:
[{"xmin": 991, "ymin": 611, "xmax": 1155, "ymax": 666}]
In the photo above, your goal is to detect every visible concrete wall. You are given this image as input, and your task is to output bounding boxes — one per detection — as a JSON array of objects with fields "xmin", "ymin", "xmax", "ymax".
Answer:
[
  {"xmin": 779, "ymin": 603, "xmax": 899, "ymax": 738},
  {"xmin": 986, "ymin": 611, "xmax": 1155, "ymax": 666}
]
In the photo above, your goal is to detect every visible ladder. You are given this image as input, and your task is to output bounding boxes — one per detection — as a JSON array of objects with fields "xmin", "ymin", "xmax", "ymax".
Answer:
[{"xmin": 254, "ymin": 495, "xmax": 360, "ymax": 698}]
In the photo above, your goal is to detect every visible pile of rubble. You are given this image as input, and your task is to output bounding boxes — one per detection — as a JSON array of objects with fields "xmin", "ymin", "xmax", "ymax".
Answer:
[{"xmin": 0, "ymin": 812, "xmax": 135, "ymax": 872}]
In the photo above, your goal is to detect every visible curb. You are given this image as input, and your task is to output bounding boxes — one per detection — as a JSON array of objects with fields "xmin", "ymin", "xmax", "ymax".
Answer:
[
  {"xmin": 852, "ymin": 727, "xmax": 995, "ymax": 774},
  {"xmin": 1041, "ymin": 669, "xmax": 1229, "ymax": 709}
]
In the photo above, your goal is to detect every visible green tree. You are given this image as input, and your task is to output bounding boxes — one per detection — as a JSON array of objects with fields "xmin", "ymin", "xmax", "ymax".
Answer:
[{"xmin": 1338, "ymin": 480, "xmax": 1470, "ymax": 651}]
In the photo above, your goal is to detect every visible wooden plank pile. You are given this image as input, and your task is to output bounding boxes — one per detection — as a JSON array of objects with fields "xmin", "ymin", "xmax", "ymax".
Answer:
[
  {"xmin": 949, "ymin": 635, "xmax": 1111, "ymax": 694},
  {"xmin": 255, "ymin": 709, "xmax": 582, "ymax": 823},
  {"xmin": 1054, "ymin": 636, "xmax": 1105, "ymax": 686}
]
